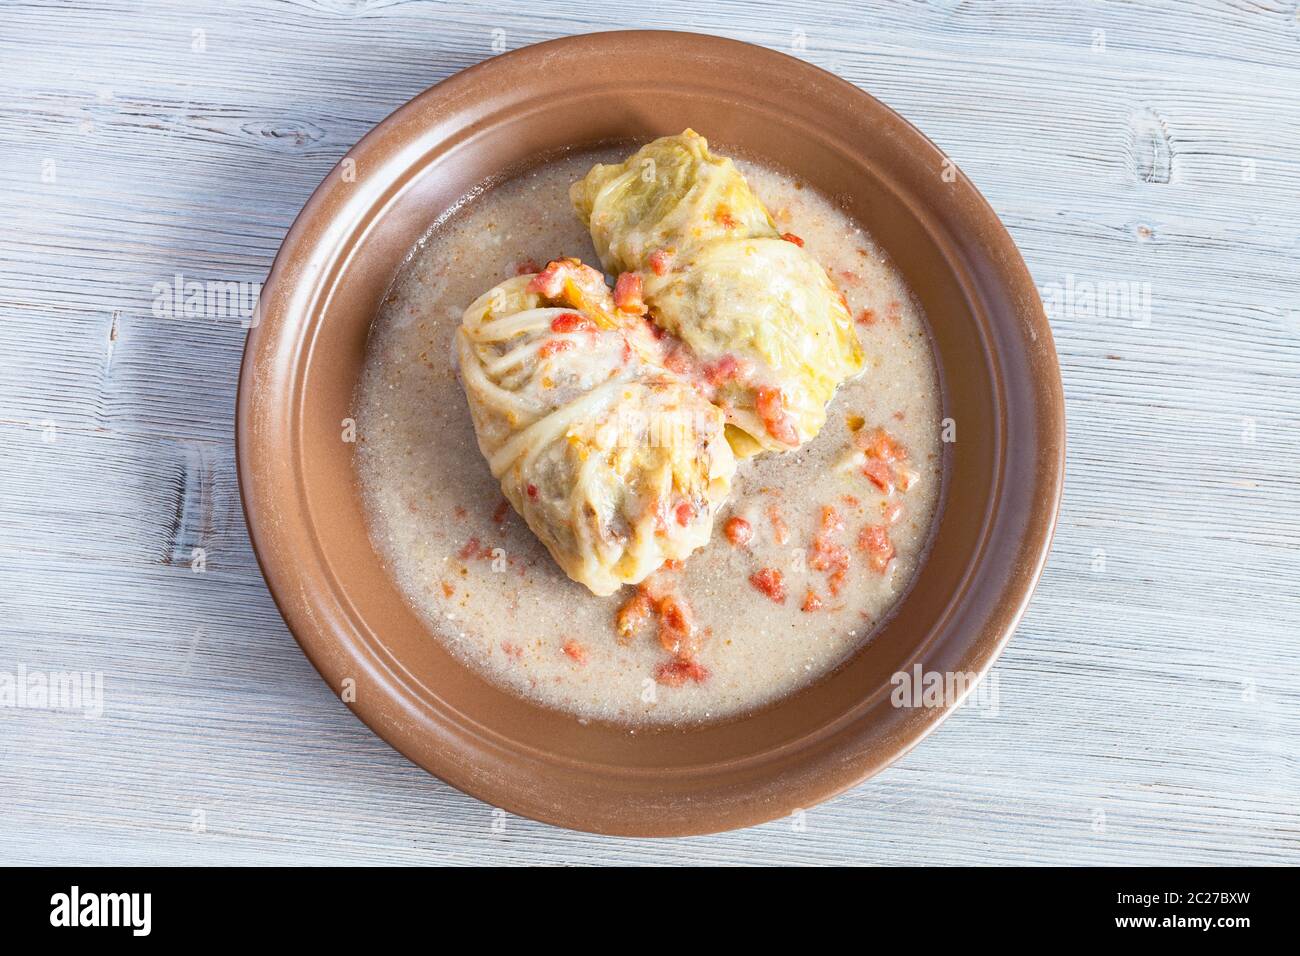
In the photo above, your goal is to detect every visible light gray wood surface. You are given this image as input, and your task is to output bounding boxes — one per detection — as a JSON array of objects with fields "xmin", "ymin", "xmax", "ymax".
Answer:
[{"xmin": 2, "ymin": 0, "xmax": 1297, "ymax": 866}]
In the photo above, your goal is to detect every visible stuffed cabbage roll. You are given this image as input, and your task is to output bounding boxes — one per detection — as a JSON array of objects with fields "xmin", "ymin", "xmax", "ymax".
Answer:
[
  {"xmin": 570, "ymin": 128, "xmax": 778, "ymax": 274},
  {"xmin": 641, "ymin": 236, "xmax": 864, "ymax": 453},
  {"xmin": 570, "ymin": 130, "xmax": 864, "ymax": 453},
  {"xmin": 457, "ymin": 259, "xmax": 736, "ymax": 596}
]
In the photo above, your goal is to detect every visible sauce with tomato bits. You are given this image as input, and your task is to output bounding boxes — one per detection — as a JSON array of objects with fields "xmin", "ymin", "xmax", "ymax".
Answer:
[{"xmin": 355, "ymin": 146, "xmax": 942, "ymax": 726}]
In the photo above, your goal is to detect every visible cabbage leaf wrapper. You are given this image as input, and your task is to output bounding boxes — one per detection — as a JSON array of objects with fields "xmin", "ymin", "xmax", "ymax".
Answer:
[
  {"xmin": 570, "ymin": 128, "xmax": 778, "ymax": 273},
  {"xmin": 571, "ymin": 130, "xmax": 864, "ymax": 454},
  {"xmin": 457, "ymin": 260, "xmax": 736, "ymax": 596}
]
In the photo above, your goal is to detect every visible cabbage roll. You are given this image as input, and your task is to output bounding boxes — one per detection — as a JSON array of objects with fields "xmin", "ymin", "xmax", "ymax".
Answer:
[
  {"xmin": 571, "ymin": 131, "xmax": 864, "ymax": 453},
  {"xmin": 570, "ymin": 128, "xmax": 778, "ymax": 274},
  {"xmin": 641, "ymin": 236, "xmax": 863, "ymax": 453},
  {"xmin": 457, "ymin": 259, "xmax": 736, "ymax": 596}
]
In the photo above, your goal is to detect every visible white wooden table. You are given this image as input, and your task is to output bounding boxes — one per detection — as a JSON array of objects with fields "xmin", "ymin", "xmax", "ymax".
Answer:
[{"xmin": 3, "ymin": 0, "xmax": 1297, "ymax": 866}]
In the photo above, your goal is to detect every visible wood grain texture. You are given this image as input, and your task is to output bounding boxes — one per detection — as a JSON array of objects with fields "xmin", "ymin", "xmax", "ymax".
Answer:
[{"xmin": 2, "ymin": 0, "xmax": 1297, "ymax": 865}]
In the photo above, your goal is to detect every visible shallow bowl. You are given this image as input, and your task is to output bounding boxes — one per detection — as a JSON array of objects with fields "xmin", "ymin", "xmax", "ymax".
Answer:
[{"xmin": 237, "ymin": 31, "xmax": 1064, "ymax": 836}]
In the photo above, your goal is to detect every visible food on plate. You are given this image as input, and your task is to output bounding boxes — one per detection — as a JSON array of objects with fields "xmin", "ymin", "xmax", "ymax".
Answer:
[
  {"xmin": 570, "ymin": 128, "xmax": 779, "ymax": 273},
  {"xmin": 571, "ymin": 130, "xmax": 864, "ymax": 453},
  {"xmin": 456, "ymin": 258, "xmax": 735, "ymax": 596},
  {"xmin": 357, "ymin": 142, "xmax": 941, "ymax": 724}
]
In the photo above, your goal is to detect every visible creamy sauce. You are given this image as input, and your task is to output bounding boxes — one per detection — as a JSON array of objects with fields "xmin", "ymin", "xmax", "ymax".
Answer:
[{"xmin": 355, "ymin": 147, "xmax": 944, "ymax": 725}]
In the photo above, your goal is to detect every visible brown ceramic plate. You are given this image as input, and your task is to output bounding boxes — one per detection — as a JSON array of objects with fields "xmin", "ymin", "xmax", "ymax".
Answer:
[{"xmin": 237, "ymin": 31, "xmax": 1064, "ymax": 836}]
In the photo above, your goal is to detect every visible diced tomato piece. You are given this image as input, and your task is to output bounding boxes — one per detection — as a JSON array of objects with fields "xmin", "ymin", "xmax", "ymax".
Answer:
[
  {"xmin": 724, "ymin": 516, "xmax": 753, "ymax": 547},
  {"xmin": 781, "ymin": 232, "xmax": 805, "ymax": 247},
  {"xmin": 663, "ymin": 347, "xmax": 692, "ymax": 376},
  {"xmin": 501, "ymin": 641, "xmax": 523, "ymax": 661},
  {"xmin": 749, "ymin": 567, "xmax": 787, "ymax": 604},
  {"xmin": 648, "ymin": 249, "xmax": 673, "ymax": 276},
  {"xmin": 657, "ymin": 589, "xmax": 690, "ymax": 622},
  {"xmin": 856, "ymin": 426, "xmax": 909, "ymax": 463},
  {"xmin": 801, "ymin": 589, "xmax": 823, "ymax": 612},
  {"xmin": 862, "ymin": 459, "xmax": 895, "ymax": 495},
  {"xmin": 856, "ymin": 308, "xmax": 877, "ymax": 325},
  {"xmin": 704, "ymin": 353, "xmax": 742, "ymax": 386},
  {"xmin": 819, "ymin": 505, "xmax": 844, "ymax": 535},
  {"xmin": 457, "ymin": 537, "xmax": 482, "ymax": 560},
  {"xmin": 526, "ymin": 483, "xmax": 539, "ymax": 499},
  {"xmin": 613, "ymin": 272, "xmax": 646, "ymax": 314},
  {"xmin": 638, "ymin": 570, "xmax": 672, "ymax": 602},
  {"xmin": 616, "ymin": 573, "xmax": 701, "ymax": 657},
  {"xmin": 562, "ymin": 639, "xmax": 588, "ymax": 664},
  {"xmin": 809, "ymin": 538, "xmax": 850, "ymax": 574},
  {"xmin": 656, "ymin": 660, "xmax": 688, "ymax": 687},
  {"xmin": 527, "ymin": 259, "xmax": 570, "ymax": 297},
  {"xmin": 656, "ymin": 593, "xmax": 697, "ymax": 656},
  {"xmin": 551, "ymin": 311, "xmax": 596, "ymax": 333},
  {"xmin": 674, "ymin": 501, "xmax": 696, "ymax": 527},
  {"xmin": 855, "ymin": 427, "xmax": 913, "ymax": 497},
  {"xmin": 842, "ymin": 494, "xmax": 861, "ymax": 508},
  {"xmin": 538, "ymin": 339, "xmax": 574, "ymax": 358},
  {"xmin": 858, "ymin": 523, "xmax": 888, "ymax": 553},
  {"xmin": 526, "ymin": 258, "xmax": 597, "ymax": 297},
  {"xmin": 655, "ymin": 656, "xmax": 710, "ymax": 687},
  {"xmin": 616, "ymin": 590, "xmax": 653, "ymax": 642},
  {"xmin": 858, "ymin": 524, "xmax": 896, "ymax": 574},
  {"xmin": 827, "ymin": 568, "xmax": 847, "ymax": 596},
  {"xmin": 756, "ymin": 387, "xmax": 799, "ymax": 447},
  {"xmin": 492, "ymin": 498, "xmax": 510, "ymax": 524},
  {"xmin": 766, "ymin": 505, "xmax": 789, "ymax": 545}
]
